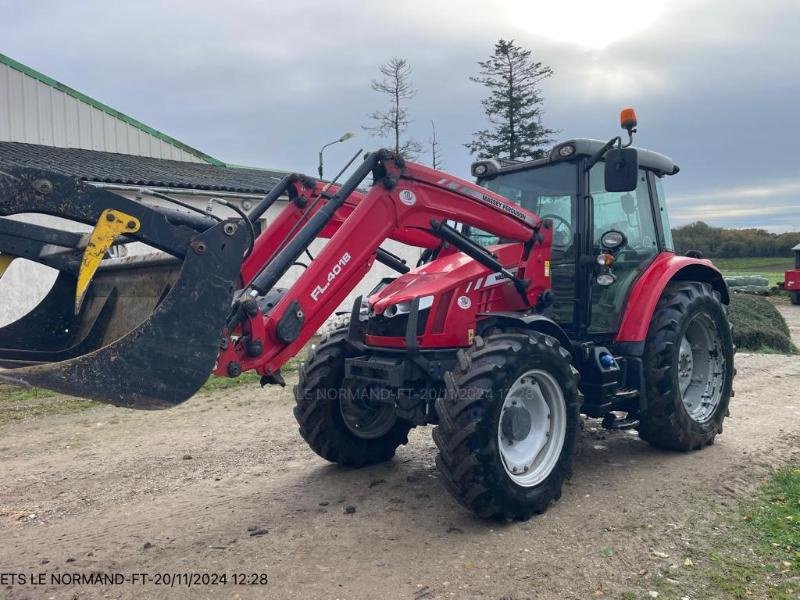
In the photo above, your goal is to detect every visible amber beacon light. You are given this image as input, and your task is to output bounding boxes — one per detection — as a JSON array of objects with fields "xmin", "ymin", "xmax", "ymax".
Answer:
[{"xmin": 620, "ymin": 108, "xmax": 638, "ymax": 132}]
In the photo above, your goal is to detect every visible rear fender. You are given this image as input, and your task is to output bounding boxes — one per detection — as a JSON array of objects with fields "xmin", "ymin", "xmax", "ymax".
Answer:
[{"xmin": 615, "ymin": 253, "xmax": 728, "ymax": 344}]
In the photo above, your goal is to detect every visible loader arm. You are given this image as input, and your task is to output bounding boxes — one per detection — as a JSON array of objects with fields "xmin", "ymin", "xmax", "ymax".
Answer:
[
  {"xmin": 216, "ymin": 150, "xmax": 552, "ymax": 382},
  {"xmin": 240, "ymin": 179, "xmax": 440, "ymax": 285}
]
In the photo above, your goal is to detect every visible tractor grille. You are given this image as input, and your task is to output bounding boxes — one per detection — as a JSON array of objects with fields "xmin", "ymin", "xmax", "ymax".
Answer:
[{"xmin": 367, "ymin": 309, "xmax": 429, "ymax": 338}]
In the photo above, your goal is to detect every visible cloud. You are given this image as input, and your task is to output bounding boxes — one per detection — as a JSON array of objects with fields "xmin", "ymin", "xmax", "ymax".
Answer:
[
  {"xmin": 1, "ymin": 0, "xmax": 798, "ymax": 231},
  {"xmin": 671, "ymin": 181, "xmax": 800, "ymax": 205}
]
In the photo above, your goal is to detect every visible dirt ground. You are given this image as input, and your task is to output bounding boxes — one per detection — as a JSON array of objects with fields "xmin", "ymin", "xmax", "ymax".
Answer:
[{"xmin": 1, "ymin": 307, "xmax": 798, "ymax": 600}]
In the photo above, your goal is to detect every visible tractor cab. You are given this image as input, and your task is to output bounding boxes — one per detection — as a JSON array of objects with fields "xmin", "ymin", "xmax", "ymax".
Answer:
[{"xmin": 470, "ymin": 136, "xmax": 680, "ymax": 342}]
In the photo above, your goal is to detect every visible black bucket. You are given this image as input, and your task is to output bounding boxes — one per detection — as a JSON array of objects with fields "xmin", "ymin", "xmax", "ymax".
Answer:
[{"xmin": 0, "ymin": 220, "xmax": 247, "ymax": 409}]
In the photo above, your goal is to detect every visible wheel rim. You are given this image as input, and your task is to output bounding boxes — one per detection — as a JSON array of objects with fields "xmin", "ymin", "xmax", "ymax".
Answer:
[
  {"xmin": 678, "ymin": 313, "xmax": 726, "ymax": 423},
  {"xmin": 497, "ymin": 369, "xmax": 567, "ymax": 487},
  {"xmin": 339, "ymin": 386, "xmax": 398, "ymax": 439}
]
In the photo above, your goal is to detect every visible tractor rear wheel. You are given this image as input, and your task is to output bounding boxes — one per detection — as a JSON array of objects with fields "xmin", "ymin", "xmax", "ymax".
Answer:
[
  {"xmin": 638, "ymin": 281, "xmax": 734, "ymax": 450},
  {"xmin": 791, "ymin": 291, "xmax": 800, "ymax": 305},
  {"xmin": 433, "ymin": 331, "xmax": 580, "ymax": 520},
  {"xmin": 293, "ymin": 329, "xmax": 411, "ymax": 467}
]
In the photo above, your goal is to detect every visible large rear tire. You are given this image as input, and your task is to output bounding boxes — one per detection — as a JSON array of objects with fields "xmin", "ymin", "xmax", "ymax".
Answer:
[
  {"xmin": 293, "ymin": 329, "xmax": 411, "ymax": 467},
  {"xmin": 433, "ymin": 331, "xmax": 580, "ymax": 520},
  {"xmin": 638, "ymin": 281, "xmax": 734, "ymax": 450},
  {"xmin": 791, "ymin": 291, "xmax": 800, "ymax": 306}
]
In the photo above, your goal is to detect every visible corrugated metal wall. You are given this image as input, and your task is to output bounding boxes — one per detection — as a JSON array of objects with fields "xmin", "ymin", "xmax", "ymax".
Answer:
[{"xmin": 0, "ymin": 62, "xmax": 205, "ymax": 163}]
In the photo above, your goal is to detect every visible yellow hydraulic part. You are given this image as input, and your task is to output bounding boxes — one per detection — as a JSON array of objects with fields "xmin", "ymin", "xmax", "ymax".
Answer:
[
  {"xmin": 75, "ymin": 209, "xmax": 140, "ymax": 315},
  {"xmin": 0, "ymin": 253, "xmax": 14, "ymax": 279}
]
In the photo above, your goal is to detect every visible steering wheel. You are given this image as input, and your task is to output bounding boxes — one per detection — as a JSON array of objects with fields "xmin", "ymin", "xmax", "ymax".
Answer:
[{"xmin": 541, "ymin": 214, "xmax": 573, "ymax": 250}]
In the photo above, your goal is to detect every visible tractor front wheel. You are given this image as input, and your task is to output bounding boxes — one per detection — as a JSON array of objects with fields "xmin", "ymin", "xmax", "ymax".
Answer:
[
  {"xmin": 293, "ymin": 329, "xmax": 411, "ymax": 467},
  {"xmin": 791, "ymin": 291, "xmax": 800, "ymax": 305},
  {"xmin": 433, "ymin": 331, "xmax": 581, "ymax": 520},
  {"xmin": 638, "ymin": 281, "xmax": 734, "ymax": 450}
]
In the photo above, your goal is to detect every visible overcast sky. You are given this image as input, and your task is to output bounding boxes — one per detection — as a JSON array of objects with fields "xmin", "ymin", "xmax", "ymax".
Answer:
[{"xmin": 1, "ymin": 0, "xmax": 798, "ymax": 231}]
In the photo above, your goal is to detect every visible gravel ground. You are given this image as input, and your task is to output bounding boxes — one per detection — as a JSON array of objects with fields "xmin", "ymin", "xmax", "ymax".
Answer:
[{"xmin": 1, "ymin": 306, "xmax": 798, "ymax": 599}]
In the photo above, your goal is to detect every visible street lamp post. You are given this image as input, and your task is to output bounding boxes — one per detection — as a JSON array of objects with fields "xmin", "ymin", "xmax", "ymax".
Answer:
[{"xmin": 318, "ymin": 132, "xmax": 355, "ymax": 179}]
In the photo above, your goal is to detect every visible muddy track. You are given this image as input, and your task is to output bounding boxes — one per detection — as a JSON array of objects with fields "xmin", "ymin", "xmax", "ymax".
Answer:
[{"xmin": 1, "ymin": 306, "xmax": 798, "ymax": 599}]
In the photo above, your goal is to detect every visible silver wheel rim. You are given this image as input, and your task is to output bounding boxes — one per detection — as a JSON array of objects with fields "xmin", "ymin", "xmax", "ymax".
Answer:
[
  {"xmin": 678, "ymin": 313, "xmax": 725, "ymax": 423},
  {"xmin": 497, "ymin": 369, "xmax": 567, "ymax": 487}
]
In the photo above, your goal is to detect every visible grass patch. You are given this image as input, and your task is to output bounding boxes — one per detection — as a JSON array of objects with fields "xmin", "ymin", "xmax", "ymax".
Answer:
[
  {"xmin": 202, "ymin": 371, "xmax": 262, "ymax": 391},
  {"xmin": 712, "ymin": 257, "xmax": 793, "ymax": 273},
  {"xmin": 201, "ymin": 356, "xmax": 304, "ymax": 391},
  {"xmin": 0, "ymin": 384, "xmax": 95, "ymax": 426},
  {"xmin": 627, "ymin": 465, "xmax": 800, "ymax": 600},
  {"xmin": 713, "ymin": 256, "xmax": 792, "ymax": 289},
  {"xmin": 743, "ymin": 467, "xmax": 800, "ymax": 571},
  {"xmin": 728, "ymin": 294, "xmax": 796, "ymax": 353}
]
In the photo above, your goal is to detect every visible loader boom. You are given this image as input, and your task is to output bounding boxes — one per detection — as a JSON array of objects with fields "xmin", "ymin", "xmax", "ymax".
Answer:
[{"xmin": 216, "ymin": 150, "xmax": 552, "ymax": 382}]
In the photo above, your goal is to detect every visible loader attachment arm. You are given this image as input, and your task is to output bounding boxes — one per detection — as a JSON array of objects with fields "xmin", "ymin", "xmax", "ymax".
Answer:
[{"xmin": 216, "ymin": 150, "xmax": 552, "ymax": 382}]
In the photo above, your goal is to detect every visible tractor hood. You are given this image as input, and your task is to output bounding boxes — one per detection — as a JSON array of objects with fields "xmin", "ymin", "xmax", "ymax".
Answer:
[{"xmin": 369, "ymin": 243, "xmax": 523, "ymax": 315}]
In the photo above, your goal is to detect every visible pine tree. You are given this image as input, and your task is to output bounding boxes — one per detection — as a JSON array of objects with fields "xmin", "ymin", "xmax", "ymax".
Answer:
[
  {"xmin": 364, "ymin": 57, "xmax": 422, "ymax": 159},
  {"xmin": 466, "ymin": 39, "xmax": 555, "ymax": 160}
]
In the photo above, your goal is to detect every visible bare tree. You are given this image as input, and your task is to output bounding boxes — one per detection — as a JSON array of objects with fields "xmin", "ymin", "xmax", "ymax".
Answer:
[
  {"xmin": 429, "ymin": 120, "xmax": 442, "ymax": 170},
  {"xmin": 364, "ymin": 57, "xmax": 422, "ymax": 159}
]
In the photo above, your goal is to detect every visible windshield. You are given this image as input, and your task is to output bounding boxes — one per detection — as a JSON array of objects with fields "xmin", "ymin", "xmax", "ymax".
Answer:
[{"xmin": 469, "ymin": 162, "xmax": 577, "ymax": 246}]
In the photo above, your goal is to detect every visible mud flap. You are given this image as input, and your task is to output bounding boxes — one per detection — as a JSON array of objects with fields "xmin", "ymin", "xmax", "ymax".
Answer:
[{"xmin": 0, "ymin": 221, "xmax": 248, "ymax": 409}]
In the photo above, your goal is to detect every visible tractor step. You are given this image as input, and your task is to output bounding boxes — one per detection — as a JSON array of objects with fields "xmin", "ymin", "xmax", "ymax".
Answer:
[
  {"xmin": 612, "ymin": 387, "xmax": 638, "ymax": 400},
  {"xmin": 601, "ymin": 411, "xmax": 640, "ymax": 430}
]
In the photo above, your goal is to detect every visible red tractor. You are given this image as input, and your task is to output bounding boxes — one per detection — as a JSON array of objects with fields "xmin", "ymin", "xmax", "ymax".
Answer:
[
  {"xmin": 784, "ymin": 243, "xmax": 800, "ymax": 305},
  {"xmin": 0, "ymin": 111, "xmax": 734, "ymax": 519}
]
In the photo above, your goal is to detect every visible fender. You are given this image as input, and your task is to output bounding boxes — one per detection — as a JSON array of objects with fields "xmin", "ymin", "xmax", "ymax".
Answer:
[
  {"xmin": 615, "ymin": 252, "xmax": 729, "ymax": 344},
  {"xmin": 479, "ymin": 312, "xmax": 572, "ymax": 353}
]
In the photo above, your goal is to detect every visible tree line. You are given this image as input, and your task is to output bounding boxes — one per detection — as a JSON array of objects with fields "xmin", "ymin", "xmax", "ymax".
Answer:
[
  {"xmin": 364, "ymin": 40, "xmax": 554, "ymax": 166},
  {"xmin": 672, "ymin": 221, "xmax": 800, "ymax": 258}
]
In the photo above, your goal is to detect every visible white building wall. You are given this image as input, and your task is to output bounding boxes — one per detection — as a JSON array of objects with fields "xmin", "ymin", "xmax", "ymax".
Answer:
[{"xmin": 0, "ymin": 62, "xmax": 205, "ymax": 163}]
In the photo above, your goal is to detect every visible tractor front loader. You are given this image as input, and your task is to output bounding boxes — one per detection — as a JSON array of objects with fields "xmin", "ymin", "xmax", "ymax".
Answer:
[{"xmin": 0, "ymin": 110, "xmax": 735, "ymax": 519}]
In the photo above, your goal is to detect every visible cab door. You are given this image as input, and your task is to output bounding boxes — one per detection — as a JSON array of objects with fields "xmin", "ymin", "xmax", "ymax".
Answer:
[{"xmin": 586, "ymin": 163, "xmax": 661, "ymax": 334}]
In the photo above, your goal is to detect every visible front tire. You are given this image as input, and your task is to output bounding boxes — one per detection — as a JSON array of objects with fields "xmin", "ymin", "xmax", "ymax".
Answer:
[
  {"xmin": 433, "ymin": 331, "xmax": 580, "ymax": 520},
  {"xmin": 638, "ymin": 281, "xmax": 734, "ymax": 450},
  {"xmin": 791, "ymin": 291, "xmax": 800, "ymax": 306},
  {"xmin": 293, "ymin": 329, "xmax": 411, "ymax": 468}
]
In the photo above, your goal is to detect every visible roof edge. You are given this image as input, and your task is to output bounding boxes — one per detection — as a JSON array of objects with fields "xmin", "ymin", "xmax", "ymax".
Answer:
[{"xmin": 0, "ymin": 52, "xmax": 225, "ymax": 166}]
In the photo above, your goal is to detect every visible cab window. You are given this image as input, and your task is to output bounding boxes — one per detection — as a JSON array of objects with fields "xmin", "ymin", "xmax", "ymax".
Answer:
[
  {"xmin": 590, "ymin": 164, "xmax": 658, "ymax": 257},
  {"xmin": 475, "ymin": 162, "xmax": 578, "ymax": 328},
  {"xmin": 653, "ymin": 176, "xmax": 674, "ymax": 251},
  {"xmin": 588, "ymin": 164, "xmax": 659, "ymax": 333}
]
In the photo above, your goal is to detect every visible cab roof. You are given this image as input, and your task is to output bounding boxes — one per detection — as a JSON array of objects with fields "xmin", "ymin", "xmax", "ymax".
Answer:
[{"xmin": 484, "ymin": 138, "xmax": 679, "ymax": 178}]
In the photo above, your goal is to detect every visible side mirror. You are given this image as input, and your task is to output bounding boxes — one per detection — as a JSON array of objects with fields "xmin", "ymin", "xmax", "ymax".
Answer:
[{"xmin": 604, "ymin": 148, "xmax": 638, "ymax": 192}]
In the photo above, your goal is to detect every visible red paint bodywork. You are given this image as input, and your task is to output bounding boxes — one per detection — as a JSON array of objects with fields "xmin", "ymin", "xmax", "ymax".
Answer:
[
  {"xmin": 614, "ymin": 252, "xmax": 726, "ymax": 343},
  {"xmin": 785, "ymin": 269, "xmax": 800, "ymax": 292},
  {"xmin": 365, "ymin": 243, "xmax": 532, "ymax": 348},
  {"xmin": 214, "ymin": 158, "xmax": 552, "ymax": 378},
  {"xmin": 240, "ymin": 182, "xmax": 439, "ymax": 285}
]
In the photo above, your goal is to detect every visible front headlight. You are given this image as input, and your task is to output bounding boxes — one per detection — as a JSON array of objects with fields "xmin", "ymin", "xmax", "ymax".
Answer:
[
  {"xmin": 383, "ymin": 295, "xmax": 434, "ymax": 318},
  {"xmin": 358, "ymin": 298, "xmax": 372, "ymax": 322}
]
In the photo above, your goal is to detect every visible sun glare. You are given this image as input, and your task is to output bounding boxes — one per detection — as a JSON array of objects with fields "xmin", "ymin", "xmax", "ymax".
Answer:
[{"xmin": 508, "ymin": 0, "xmax": 667, "ymax": 50}]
